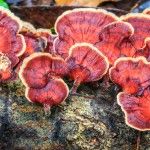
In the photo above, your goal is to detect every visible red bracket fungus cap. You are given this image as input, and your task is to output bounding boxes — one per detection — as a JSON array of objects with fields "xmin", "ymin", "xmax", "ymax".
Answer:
[
  {"xmin": 19, "ymin": 52, "xmax": 69, "ymax": 113},
  {"xmin": 134, "ymin": 38, "xmax": 150, "ymax": 61},
  {"xmin": 26, "ymin": 78, "xmax": 69, "ymax": 113},
  {"xmin": 95, "ymin": 21, "xmax": 135, "ymax": 65},
  {"xmin": 66, "ymin": 43, "xmax": 109, "ymax": 93},
  {"xmin": 37, "ymin": 29, "xmax": 56, "ymax": 54},
  {"xmin": 117, "ymin": 90, "xmax": 150, "ymax": 131},
  {"xmin": 121, "ymin": 13, "xmax": 150, "ymax": 50},
  {"xmin": 54, "ymin": 8, "xmax": 118, "ymax": 59},
  {"xmin": 19, "ymin": 52, "xmax": 68, "ymax": 89},
  {"xmin": 0, "ymin": 8, "xmax": 26, "ymax": 82},
  {"xmin": 20, "ymin": 29, "xmax": 47, "ymax": 58},
  {"xmin": 109, "ymin": 57, "xmax": 150, "ymax": 94}
]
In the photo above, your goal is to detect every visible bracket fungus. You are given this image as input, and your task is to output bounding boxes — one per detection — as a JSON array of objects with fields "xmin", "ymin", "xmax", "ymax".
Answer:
[
  {"xmin": 109, "ymin": 57, "xmax": 150, "ymax": 94},
  {"xmin": 121, "ymin": 13, "xmax": 150, "ymax": 50},
  {"xmin": 37, "ymin": 29, "xmax": 56, "ymax": 54},
  {"xmin": 110, "ymin": 57, "xmax": 150, "ymax": 130},
  {"xmin": 117, "ymin": 90, "xmax": 150, "ymax": 131},
  {"xmin": 54, "ymin": 8, "xmax": 118, "ymax": 59},
  {"xmin": 0, "ymin": 7, "xmax": 25, "ymax": 82},
  {"xmin": 19, "ymin": 53, "xmax": 69, "ymax": 113},
  {"xmin": 134, "ymin": 38, "xmax": 150, "ymax": 62},
  {"xmin": 66, "ymin": 43, "xmax": 109, "ymax": 93},
  {"xmin": 95, "ymin": 21, "xmax": 135, "ymax": 65},
  {"xmin": 20, "ymin": 29, "xmax": 47, "ymax": 58}
]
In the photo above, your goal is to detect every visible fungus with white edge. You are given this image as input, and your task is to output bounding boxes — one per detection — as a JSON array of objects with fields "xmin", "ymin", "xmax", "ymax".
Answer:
[
  {"xmin": 37, "ymin": 28, "xmax": 56, "ymax": 54},
  {"xmin": 19, "ymin": 53, "xmax": 69, "ymax": 113},
  {"xmin": 109, "ymin": 57, "xmax": 150, "ymax": 94},
  {"xmin": 54, "ymin": 8, "xmax": 118, "ymax": 59},
  {"xmin": 117, "ymin": 90, "xmax": 150, "ymax": 131},
  {"xmin": 121, "ymin": 13, "xmax": 150, "ymax": 50},
  {"xmin": 0, "ymin": 7, "xmax": 25, "ymax": 82},
  {"xmin": 95, "ymin": 21, "xmax": 134, "ymax": 65},
  {"xmin": 66, "ymin": 43, "xmax": 109, "ymax": 93}
]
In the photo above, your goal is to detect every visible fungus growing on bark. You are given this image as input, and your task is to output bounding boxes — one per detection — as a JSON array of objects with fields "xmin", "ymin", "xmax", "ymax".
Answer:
[
  {"xmin": 117, "ymin": 90, "xmax": 150, "ymax": 131},
  {"xmin": 109, "ymin": 57, "xmax": 150, "ymax": 94},
  {"xmin": 19, "ymin": 53, "xmax": 69, "ymax": 113},
  {"xmin": 0, "ymin": 7, "xmax": 25, "ymax": 82},
  {"xmin": 20, "ymin": 30, "xmax": 47, "ymax": 58},
  {"xmin": 37, "ymin": 29, "xmax": 56, "ymax": 54},
  {"xmin": 134, "ymin": 38, "xmax": 150, "ymax": 62},
  {"xmin": 54, "ymin": 8, "xmax": 118, "ymax": 59},
  {"xmin": 26, "ymin": 78, "xmax": 69, "ymax": 113},
  {"xmin": 121, "ymin": 13, "xmax": 150, "ymax": 50},
  {"xmin": 95, "ymin": 21, "xmax": 134, "ymax": 64},
  {"xmin": 66, "ymin": 43, "xmax": 109, "ymax": 93},
  {"xmin": 19, "ymin": 53, "xmax": 68, "ymax": 88}
]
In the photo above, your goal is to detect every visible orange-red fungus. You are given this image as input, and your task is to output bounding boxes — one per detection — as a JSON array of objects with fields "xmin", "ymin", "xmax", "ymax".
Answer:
[
  {"xmin": 0, "ymin": 7, "xmax": 25, "ymax": 82},
  {"xmin": 54, "ymin": 8, "xmax": 118, "ymax": 59},
  {"xmin": 117, "ymin": 90, "xmax": 150, "ymax": 131},
  {"xmin": 109, "ymin": 57, "xmax": 150, "ymax": 94},
  {"xmin": 122, "ymin": 13, "xmax": 150, "ymax": 50},
  {"xmin": 66, "ymin": 43, "xmax": 109, "ymax": 93},
  {"xmin": 19, "ymin": 53, "xmax": 69, "ymax": 113}
]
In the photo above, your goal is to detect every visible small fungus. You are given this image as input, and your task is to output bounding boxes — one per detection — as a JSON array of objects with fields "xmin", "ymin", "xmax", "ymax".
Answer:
[
  {"xmin": 37, "ymin": 29, "xmax": 56, "ymax": 54},
  {"xmin": 20, "ymin": 29, "xmax": 47, "ymax": 58},
  {"xmin": 0, "ymin": 7, "xmax": 25, "ymax": 82},
  {"xmin": 19, "ymin": 53, "xmax": 69, "ymax": 113},
  {"xmin": 109, "ymin": 57, "xmax": 150, "ymax": 94},
  {"xmin": 54, "ymin": 8, "xmax": 118, "ymax": 59},
  {"xmin": 66, "ymin": 43, "xmax": 109, "ymax": 93},
  {"xmin": 117, "ymin": 90, "xmax": 150, "ymax": 131}
]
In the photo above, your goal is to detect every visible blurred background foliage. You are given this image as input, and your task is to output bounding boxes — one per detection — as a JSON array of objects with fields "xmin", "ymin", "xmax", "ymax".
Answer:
[{"xmin": 4, "ymin": 0, "xmax": 149, "ymax": 12}]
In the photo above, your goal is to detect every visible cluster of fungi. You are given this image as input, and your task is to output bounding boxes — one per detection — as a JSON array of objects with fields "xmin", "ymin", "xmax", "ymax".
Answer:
[{"xmin": 0, "ymin": 6, "xmax": 150, "ymax": 131}]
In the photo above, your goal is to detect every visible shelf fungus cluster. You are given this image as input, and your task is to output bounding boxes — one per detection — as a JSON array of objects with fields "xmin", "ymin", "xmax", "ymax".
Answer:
[{"xmin": 0, "ymin": 7, "xmax": 150, "ymax": 130}]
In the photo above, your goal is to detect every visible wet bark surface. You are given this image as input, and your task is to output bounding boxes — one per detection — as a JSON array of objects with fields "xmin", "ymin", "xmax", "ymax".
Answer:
[{"xmin": 0, "ymin": 1, "xmax": 150, "ymax": 149}]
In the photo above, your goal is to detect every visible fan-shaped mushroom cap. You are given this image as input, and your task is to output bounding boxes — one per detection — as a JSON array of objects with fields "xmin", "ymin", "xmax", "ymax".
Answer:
[
  {"xmin": 26, "ymin": 78, "xmax": 69, "ymax": 110},
  {"xmin": 19, "ymin": 53, "xmax": 68, "ymax": 88},
  {"xmin": 96, "ymin": 21, "xmax": 134, "ymax": 64},
  {"xmin": 0, "ymin": 8, "xmax": 26, "ymax": 82},
  {"xmin": 121, "ymin": 13, "xmax": 150, "ymax": 50},
  {"xmin": 54, "ymin": 8, "xmax": 118, "ymax": 59},
  {"xmin": 117, "ymin": 90, "xmax": 150, "ymax": 131},
  {"xmin": 109, "ymin": 57, "xmax": 150, "ymax": 94},
  {"xmin": 66, "ymin": 43, "xmax": 109, "ymax": 93},
  {"xmin": 134, "ymin": 38, "xmax": 150, "ymax": 62},
  {"xmin": 0, "ymin": 7, "xmax": 25, "ymax": 56}
]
